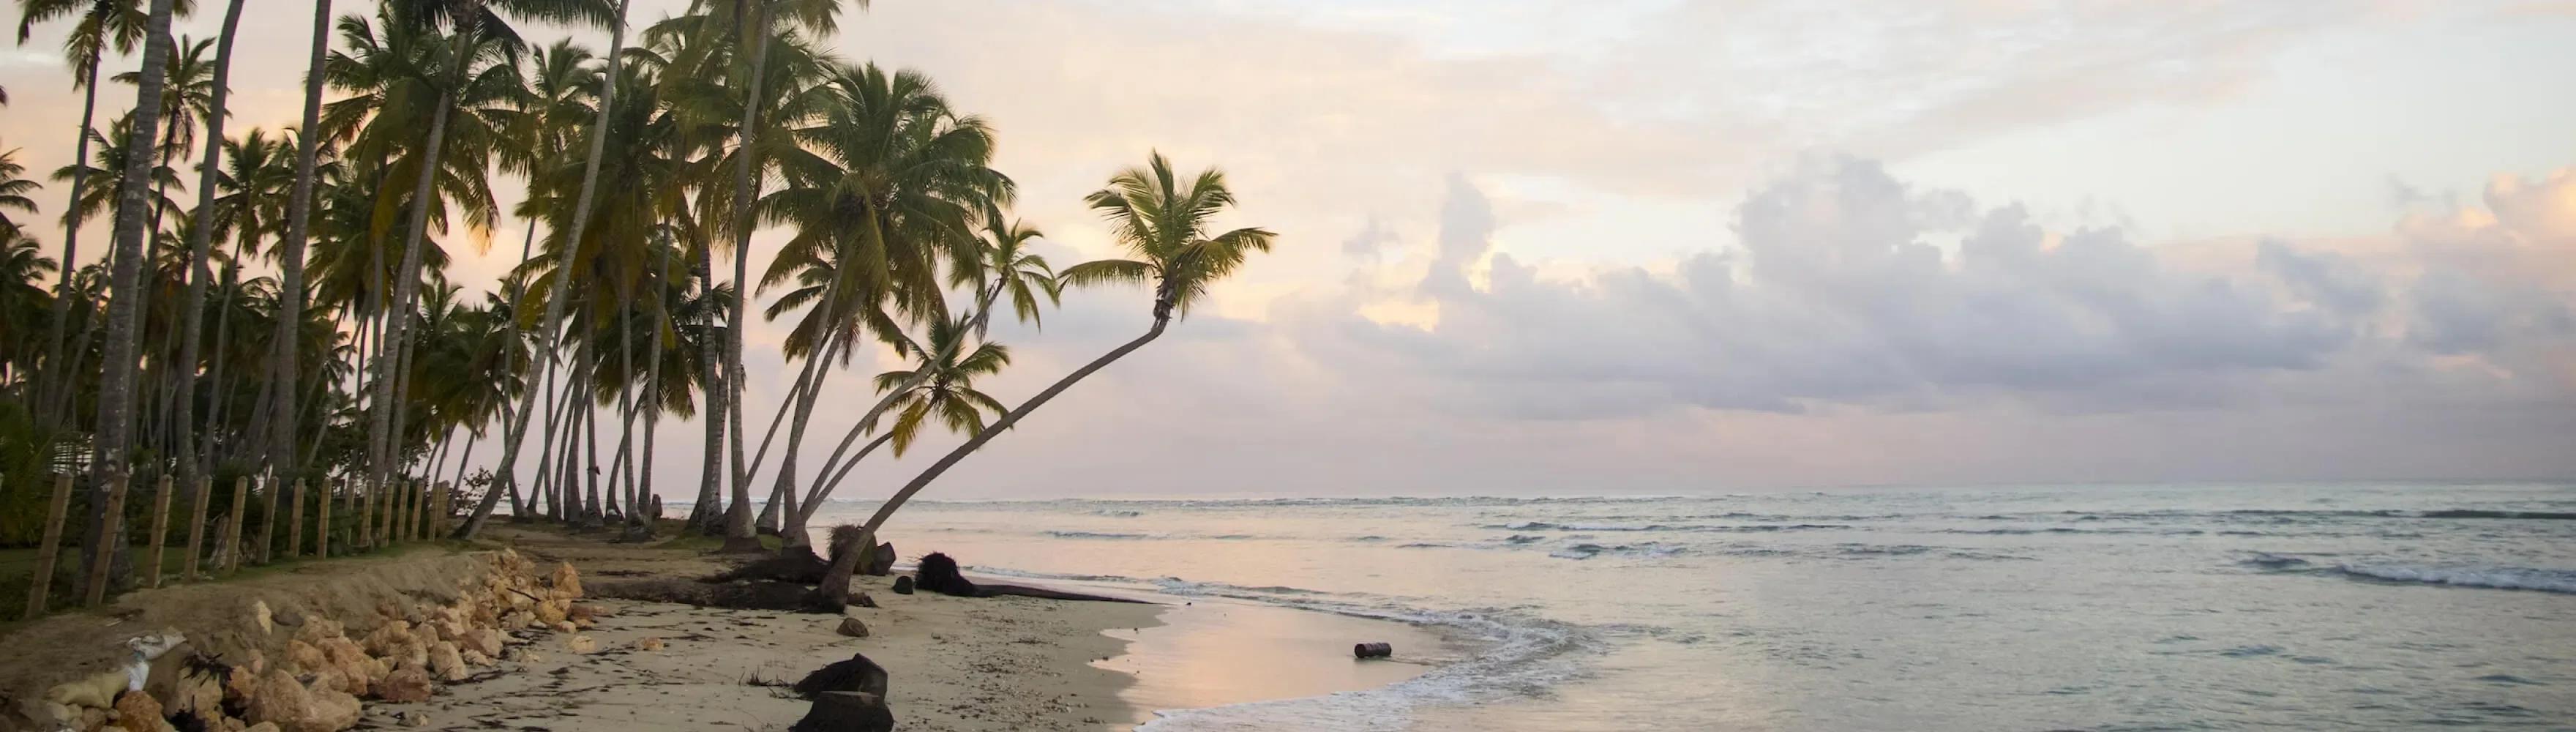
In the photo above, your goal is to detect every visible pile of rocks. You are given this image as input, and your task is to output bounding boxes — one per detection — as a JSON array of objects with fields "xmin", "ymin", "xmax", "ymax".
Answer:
[{"xmin": 38, "ymin": 550, "xmax": 603, "ymax": 732}]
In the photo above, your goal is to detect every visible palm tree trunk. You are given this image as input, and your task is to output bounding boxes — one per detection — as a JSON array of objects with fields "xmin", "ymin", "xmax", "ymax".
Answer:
[
  {"xmin": 83, "ymin": 0, "xmax": 182, "ymax": 593},
  {"xmin": 795, "ymin": 285, "xmax": 1003, "ymax": 519},
  {"xmin": 264, "ymin": 0, "xmax": 334, "ymax": 477},
  {"xmin": 636, "ymin": 255, "xmax": 666, "ymax": 537},
  {"xmin": 457, "ymin": 0, "xmax": 633, "ymax": 539},
  {"xmin": 367, "ymin": 90, "xmax": 452, "ymax": 507},
  {"xmin": 169, "ymin": 0, "xmax": 250, "ymax": 493},
  {"xmin": 39, "ymin": 56, "xmax": 103, "ymax": 429},
  {"xmin": 690, "ymin": 242, "xmax": 723, "ymax": 534},
  {"xmin": 198, "ymin": 264, "xmax": 239, "ymax": 464},
  {"xmin": 860, "ymin": 315, "xmax": 1171, "ymax": 537},
  {"xmin": 755, "ymin": 289, "xmax": 841, "ymax": 546},
  {"xmin": 608, "ymin": 277, "xmax": 639, "ymax": 527},
  {"xmin": 719, "ymin": 0, "xmax": 776, "ymax": 552},
  {"xmin": 526, "ymin": 346, "xmax": 564, "ymax": 518}
]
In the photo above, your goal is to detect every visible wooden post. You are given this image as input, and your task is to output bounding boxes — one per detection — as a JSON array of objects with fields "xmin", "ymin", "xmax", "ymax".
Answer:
[
  {"xmin": 255, "ymin": 474, "xmax": 280, "ymax": 564},
  {"xmin": 355, "ymin": 480, "xmax": 372, "ymax": 550},
  {"xmin": 316, "ymin": 480, "xmax": 333, "ymax": 559},
  {"xmin": 397, "ymin": 479, "xmax": 413, "ymax": 543},
  {"xmin": 23, "ymin": 474, "xmax": 72, "ymax": 618},
  {"xmin": 433, "ymin": 484, "xmax": 451, "ymax": 538},
  {"xmin": 412, "ymin": 479, "xmax": 429, "ymax": 540},
  {"xmin": 286, "ymin": 479, "xmax": 307, "ymax": 560},
  {"xmin": 82, "ymin": 474, "xmax": 128, "ymax": 607},
  {"xmin": 387, "ymin": 479, "xmax": 403, "ymax": 546},
  {"xmin": 222, "ymin": 477, "xmax": 250, "ymax": 573},
  {"xmin": 144, "ymin": 475, "xmax": 173, "ymax": 588},
  {"xmin": 181, "ymin": 477, "xmax": 209, "ymax": 580}
]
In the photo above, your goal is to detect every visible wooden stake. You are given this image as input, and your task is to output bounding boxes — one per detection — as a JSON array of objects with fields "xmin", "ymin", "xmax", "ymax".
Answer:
[
  {"xmin": 223, "ymin": 477, "xmax": 250, "ymax": 573},
  {"xmin": 182, "ymin": 477, "xmax": 209, "ymax": 580},
  {"xmin": 82, "ymin": 474, "xmax": 128, "ymax": 607},
  {"xmin": 255, "ymin": 474, "xmax": 280, "ymax": 564},
  {"xmin": 316, "ymin": 480, "xmax": 333, "ymax": 559},
  {"xmin": 433, "ymin": 484, "xmax": 451, "ymax": 538},
  {"xmin": 23, "ymin": 474, "xmax": 72, "ymax": 618},
  {"xmin": 144, "ymin": 475, "xmax": 173, "ymax": 588},
  {"xmin": 286, "ymin": 479, "xmax": 307, "ymax": 560}
]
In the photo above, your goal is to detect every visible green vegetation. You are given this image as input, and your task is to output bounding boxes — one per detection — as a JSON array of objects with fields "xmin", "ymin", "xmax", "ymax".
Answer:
[{"xmin": 3, "ymin": 0, "xmax": 1275, "ymax": 604}]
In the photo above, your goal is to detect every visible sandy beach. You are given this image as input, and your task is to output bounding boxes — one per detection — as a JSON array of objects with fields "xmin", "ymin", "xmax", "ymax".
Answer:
[{"xmin": 0, "ymin": 523, "xmax": 1444, "ymax": 731}]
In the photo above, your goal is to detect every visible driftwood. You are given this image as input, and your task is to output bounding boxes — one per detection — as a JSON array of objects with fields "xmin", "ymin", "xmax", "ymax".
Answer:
[
  {"xmin": 702, "ymin": 546, "xmax": 827, "ymax": 584},
  {"xmin": 588, "ymin": 578, "xmax": 825, "ymax": 612},
  {"xmin": 789, "ymin": 653, "xmax": 894, "ymax": 732},
  {"xmin": 815, "ymin": 526, "xmax": 870, "ymax": 613},
  {"xmin": 914, "ymin": 553, "xmax": 1147, "ymax": 604}
]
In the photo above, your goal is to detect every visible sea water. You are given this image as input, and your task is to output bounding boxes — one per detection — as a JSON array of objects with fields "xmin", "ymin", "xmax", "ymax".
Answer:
[{"xmin": 809, "ymin": 483, "xmax": 2576, "ymax": 731}]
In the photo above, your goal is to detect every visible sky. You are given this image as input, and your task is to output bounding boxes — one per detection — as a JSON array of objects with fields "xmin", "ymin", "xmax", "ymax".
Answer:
[{"xmin": 5, "ymin": 0, "xmax": 2576, "ymax": 501}]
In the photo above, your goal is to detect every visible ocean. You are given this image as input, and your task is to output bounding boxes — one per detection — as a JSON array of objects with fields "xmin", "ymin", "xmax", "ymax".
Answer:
[{"xmin": 810, "ymin": 482, "xmax": 2576, "ymax": 731}]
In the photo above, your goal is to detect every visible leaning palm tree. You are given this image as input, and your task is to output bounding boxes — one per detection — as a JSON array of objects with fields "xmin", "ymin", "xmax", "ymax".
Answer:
[
  {"xmin": 794, "ymin": 313, "xmax": 1006, "ymax": 529},
  {"xmin": 855, "ymin": 152, "xmax": 1276, "ymax": 542},
  {"xmin": 749, "ymin": 61, "xmax": 1008, "ymax": 548}
]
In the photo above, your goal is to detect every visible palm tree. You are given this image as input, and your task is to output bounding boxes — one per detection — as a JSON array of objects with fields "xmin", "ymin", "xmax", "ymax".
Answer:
[
  {"xmin": 83, "ymin": 0, "xmax": 187, "ymax": 597},
  {"xmin": 111, "ymin": 34, "xmax": 216, "ymax": 230},
  {"xmin": 0, "ymin": 143, "xmax": 39, "ymax": 240},
  {"xmin": 263, "ymin": 0, "xmax": 341, "ymax": 477},
  {"xmin": 791, "ymin": 202, "xmax": 1055, "ymax": 525},
  {"xmin": 0, "ymin": 235, "xmax": 58, "ymax": 384},
  {"xmin": 751, "ymin": 61, "xmax": 1007, "ymax": 549},
  {"xmin": 167, "ymin": 0, "xmax": 251, "ymax": 490},
  {"xmin": 16, "ymin": 0, "xmax": 195, "ymax": 423},
  {"xmin": 795, "ymin": 314, "xmax": 1006, "ymax": 528},
  {"xmin": 855, "ymin": 152, "xmax": 1276, "ymax": 542}
]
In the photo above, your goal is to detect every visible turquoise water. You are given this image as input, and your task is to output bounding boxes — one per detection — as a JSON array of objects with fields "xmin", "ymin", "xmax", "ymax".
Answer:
[{"xmin": 809, "ymin": 483, "xmax": 2576, "ymax": 731}]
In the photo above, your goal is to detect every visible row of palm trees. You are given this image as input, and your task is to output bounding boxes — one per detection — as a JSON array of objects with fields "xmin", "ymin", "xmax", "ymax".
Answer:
[{"xmin": 2, "ymin": 0, "xmax": 1273, "ymax": 591}]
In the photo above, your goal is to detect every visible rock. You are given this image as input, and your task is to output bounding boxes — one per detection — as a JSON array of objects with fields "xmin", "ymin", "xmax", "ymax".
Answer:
[
  {"xmin": 793, "ymin": 653, "xmax": 889, "ymax": 701},
  {"xmin": 397, "ymin": 711, "xmax": 429, "ymax": 728},
  {"xmin": 375, "ymin": 665, "xmax": 433, "ymax": 703},
  {"xmin": 162, "ymin": 668, "xmax": 223, "ymax": 719},
  {"xmin": 426, "ymin": 642, "xmax": 467, "ymax": 682},
  {"xmin": 78, "ymin": 706, "xmax": 108, "ymax": 731},
  {"xmin": 634, "ymin": 637, "xmax": 665, "ymax": 652},
  {"xmin": 272, "ymin": 605, "xmax": 306, "ymax": 627},
  {"xmin": 304, "ymin": 688, "xmax": 362, "ymax": 732},
  {"xmin": 460, "ymin": 628, "xmax": 505, "ymax": 658},
  {"xmin": 240, "ymin": 671, "xmax": 308, "ymax": 732},
  {"xmin": 361, "ymin": 622, "xmax": 421, "ymax": 660},
  {"xmin": 533, "ymin": 599, "xmax": 570, "ymax": 626},
  {"xmin": 501, "ymin": 610, "xmax": 536, "ymax": 630},
  {"xmin": 225, "ymin": 665, "xmax": 261, "ymax": 705},
  {"xmin": 850, "ymin": 593, "xmax": 877, "ymax": 609},
  {"xmin": 788, "ymin": 691, "xmax": 894, "ymax": 732},
  {"xmin": 569, "ymin": 602, "xmax": 615, "ymax": 621},
  {"xmin": 242, "ymin": 723, "xmax": 281, "ymax": 732},
  {"xmin": 509, "ymin": 649, "xmax": 545, "ymax": 664},
  {"xmin": 564, "ymin": 635, "xmax": 599, "ymax": 654},
  {"xmin": 550, "ymin": 621, "xmax": 577, "ymax": 633},
  {"xmin": 891, "ymin": 577, "xmax": 914, "ymax": 595},
  {"xmin": 834, "ymin": 618, "xmax": 870, "ymax": 638},
  {"xmin": 111, "ymin": 690, "xmax": 174, "ymax": 732},
  {"xmin": 293, "ymin": 619, "xmax": 345, "ymax": 646},
  {"xmin": 252, "ymin": 600, "xmax": 274, "ymax": 635},
  {"xmin": 283, "ymin": 641, "xmax": 329, "ymax": 675},
  {"xmin": 862, "ymin": 542, "xmax": 896, "ymax": 576},
  {"xmin": 547, "ymin": 563, "xmax": 584, "ymax": 600},
  {"xmin": 43, "ymin": 669, "xmax": 127, "ymax": 710},
  {"xmin": 460, "ymin": 650, "xmax": 492, "ymax": 666}
]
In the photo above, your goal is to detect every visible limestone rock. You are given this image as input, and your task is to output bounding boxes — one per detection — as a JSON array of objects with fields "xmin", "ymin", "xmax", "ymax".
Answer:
[
  {"xmin": 426, "ymin": 642, "xmax": 468, "ymax": 681},
  {"xmin": 242, "ymin": 724, "xmax": 281, "ymax": 732},
  {"xmin": 293, "ymin": 619, "xmax": 346, "ymax": 646},
  {"xmin": 162, "ymin": 668, "xmax": 223, "ymax": 719},
  {"xmin": 550, "ymin": 621, "xmax": 576, "ymax": 633},
  {"xmin": 43, "ymin": 669, "xmax": 127, "ymax": 710},
  {"xmin": 224, "ymin": 665, "xmax": 261, "ymax": 706},
  {"xmin": 111, "ymin": 690, "xmax": 174, "ymax": 732},
  {"xmin": 459, "ymin": 628, "xmax": 505, "ymax": 658},
  {"xmin": 283, "ymin": 641, "xmax": 329, "ymax": 675},
  {"xmin": 304, "ymin": 688, "xmax": 362, "ymax": 732},
  {"xmin": 851, "ymin": 593, "xmax": 877, "ymax": 609},
  {"xmin": 533, "ymin": 599, "xmax": 569, "ymax": 626},
  {"xmin": 634, "ymin": 637, "xmax": 664, "ymax": 651},
  {"xmin": 252, "ymin": 600, "xmax": 274, "ymax": 636},
  {"xmin": 834, "ymin": 618, "xmax": 870, "ymax": 638},
  {"xmin": 375, "ymin": 664, "xmax": 433, "ymax": 703},
  {"xmin": 501, "ymin": 610, "xmax": 536, "ymax": 630},
  {"xmin": 240, "ymin": 671, "xmax": 309, "ymax": 732},
  {"xmin": 564, "ymin": 635, "xmax": 599, "ymax": 654},
  {"xmin": 461, "ymin": 649, "xmax": 493, "ymax": 666},
  {"xmin": 547, "ymin": 563, "xmax": 584, "ymax": 600}
]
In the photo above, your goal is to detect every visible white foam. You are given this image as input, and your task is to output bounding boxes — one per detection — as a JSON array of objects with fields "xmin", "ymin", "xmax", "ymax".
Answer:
[{"xmin": 2331, "ymin": 564, "xmax": 2576, "ymax": 594}]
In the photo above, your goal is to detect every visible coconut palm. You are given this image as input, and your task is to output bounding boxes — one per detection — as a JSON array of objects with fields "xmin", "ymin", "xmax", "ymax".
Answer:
[
  {"xmin": 795, "ymin": 314, "xmax": 1006, "ymax": 526},
  {"xmin": 856, "ymin": 152, "xmax": 1276, "ymax": 542},
  {"xmin": 166, "ymin": 0, "xmax": 250, "ymax": 488},
  {"xmin": 0, "ymin": 144, "xmax": 39, "ymax": 240},
  {"xmin": 16, "ymin": 0, "xmax": 196, "ymax": 422},
  {"xmin": 750, "ymin": 61, "xmax": 1008, "ymax": 548},
  {"xmin": 0, "ymin": 235, "xmax": 58, "ymax": 384}
]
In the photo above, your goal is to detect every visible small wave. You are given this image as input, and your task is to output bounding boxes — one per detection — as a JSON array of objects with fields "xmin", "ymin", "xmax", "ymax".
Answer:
[
  {"xmin": 2330, "ymin": 564, "xmax": 2576, "ymax": 594},
  {"xmin": 1395, "ymin": 542, "xmax": 1453, "ymax": 549},
  {"xmin": 1043, "ymin": 530, "xmax": 1152, "ymax": 539},
  {"xmin": 1502, "ymin": 534, "xmax": 1546, "ymax": 545},
  {"xmin": 2417, "ymin": 509, "xmax": 2576, "ymax": 520},
  {"xmin": 1093, "ymin": 509, "xmax": 1144, "ymax": 518},
  {"xmin": 1350, "ymin": 535, "xmax": 1387, "ymax": 542},
  {"xmin": 1482, "ymin": 522, "xmax": 1851, "ymax": 533},
  {"xmin": 1548, "ymin": 542, "xmax": 1686, "ymax": 560},
  {"xmin": 2240, "ymin": 553, "xmax": 2576, "ymax": 594}
]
